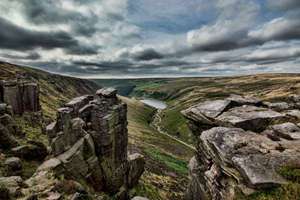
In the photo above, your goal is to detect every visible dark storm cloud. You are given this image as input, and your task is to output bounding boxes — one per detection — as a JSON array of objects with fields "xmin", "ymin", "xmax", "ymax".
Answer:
[
  {"xmin": 0, "ymin": 17, "xmax": 76, "ymax": 50},
  {"xmin": 18, "ymin": 0, "xmax": 99, "ymax": 37},
  {"xmin": 0, "ymin": 52, "xmax": 41, "ymax": 60},
  {"xmin": 132, "ymin": 48, "xmax": 164, "ymax": 61},
  {"xmin": 0, "ymin": 17, "xmax": 97, "ymax": 55}
]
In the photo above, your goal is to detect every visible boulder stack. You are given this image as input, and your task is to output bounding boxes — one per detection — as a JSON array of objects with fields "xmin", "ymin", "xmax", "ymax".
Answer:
[
  {"xmin": 182, "ymin": 94, "xmax": 300, "ymax": 200},
  {"xmin": 41, "ymin": 88, "xmax": 145, "ymax": 198}
]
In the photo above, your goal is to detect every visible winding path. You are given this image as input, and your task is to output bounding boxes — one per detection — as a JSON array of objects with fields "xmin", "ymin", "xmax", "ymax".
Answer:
[{"xmin": 152, "ymin": 109, "xmax": 196, "ymax": 151}]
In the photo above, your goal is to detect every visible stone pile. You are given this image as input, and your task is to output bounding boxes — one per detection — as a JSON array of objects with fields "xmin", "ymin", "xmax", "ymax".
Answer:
[
  {"xmin": 182, "ymin": 94, "xmax": 300, "ymax": 200},
  {"xmin": 0, "ymin": 79, "xmax": 40, "ymax": 115},
  {"xmin": 39, "ymin": 88, "xmax": 145, "ymax": 198}
]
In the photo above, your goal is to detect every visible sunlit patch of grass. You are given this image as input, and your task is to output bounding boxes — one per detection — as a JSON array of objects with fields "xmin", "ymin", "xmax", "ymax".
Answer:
[{"xmin": 144, "ymin": 148, "xmax": 188, "ymax": 175}]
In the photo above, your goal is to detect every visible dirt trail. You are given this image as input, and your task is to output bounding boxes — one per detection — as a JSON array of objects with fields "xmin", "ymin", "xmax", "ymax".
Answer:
[{"xmin": 152, "ymin": 109, "xmax": 196, "ymax": 151}]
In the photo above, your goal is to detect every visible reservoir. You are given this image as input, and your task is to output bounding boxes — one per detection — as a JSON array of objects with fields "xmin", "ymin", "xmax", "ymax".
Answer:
[{"xmin": 140, "ymin": 98, "xmax": 167, "ymax": 110}]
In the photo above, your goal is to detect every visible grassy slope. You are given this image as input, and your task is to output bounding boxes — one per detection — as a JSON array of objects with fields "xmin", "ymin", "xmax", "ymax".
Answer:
[
  {"xmin": 128, "ymin": 74, "xmax": 300, "ymax": 144},
  {"xmin": 121, "ymin": 96, "xmax": 194, "ymax": 200},
  {"xmin": 0, "ymin": 62, "xmax": 194, "ymax": 200},
  {"xmin": 0, "ymin": 61, "xmax": 99, "ymax": 180},
  {"xmin": 123, "ymin": 74, "xmax": 300, "ymax": 200}
]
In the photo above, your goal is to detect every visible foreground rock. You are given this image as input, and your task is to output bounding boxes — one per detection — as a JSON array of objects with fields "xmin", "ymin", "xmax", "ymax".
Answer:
[
  {"xmin": 33, "ymin": 88, "xmax": 145, "ymax": 199},
  {"xmin": 182, "ymin": 95, "xmax": 300, "ymax": 200}
]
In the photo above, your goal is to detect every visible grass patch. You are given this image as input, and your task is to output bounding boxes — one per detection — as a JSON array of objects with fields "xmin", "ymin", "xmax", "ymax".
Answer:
[
  {"xmin": 160, "ymin": 108, "xmax": 192, "ymax": 144},
  {"xmin": 14, "ymin": 114, "xmax": 48, "ymax": 145},
  {"xmin": 278, "ymin": 166, "xmax": 300, "ymax": 183},
  {"xmin": 144, "ymin": 148, "xmax": 188, "ymax": 175},
  {"xmin": 130, "ymin": 182, "xmax": 163, "ymax": 200}
]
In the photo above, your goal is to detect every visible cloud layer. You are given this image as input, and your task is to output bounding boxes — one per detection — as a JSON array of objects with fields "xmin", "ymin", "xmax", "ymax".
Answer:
[{"xmin": 0, "ymin": 0, "xmax": 299, "ymax": 78}]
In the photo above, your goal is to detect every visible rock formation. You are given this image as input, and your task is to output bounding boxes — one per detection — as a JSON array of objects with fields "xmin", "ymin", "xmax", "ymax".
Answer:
[
  {"xmin": 0, "ymin": 79, "xmax": 40, "ymax": 115},
  {"xmin": 0, "ymin": 82, "xmax": 145, "ymax": 199},
  {"xmin": 39, "ymin": 88, "xmax": 145, "ymax": 198},
  {"xmin": 182, "ymin": 94, "xmax": 300, "ymax": 200}
]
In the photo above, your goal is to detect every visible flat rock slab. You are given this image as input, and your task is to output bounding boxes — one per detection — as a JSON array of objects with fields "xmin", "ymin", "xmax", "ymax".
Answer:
[
  {"xmin": 182, "ymin": 100, "xmax": 233, "ymax": 124},
  {"xmin": 271, "ymin": 122, "xmax": 300, "ymax": 140},
  {"xmin": 216, "ymin": 106, "xmax": 285, "ymax": 132},
  {"xmin": 200, "ymin": 127, "xmax": 300, "ymax": 189},
  {"xmin": 227, "ymin": 94, "xmax": 262, "ymax": 106}
]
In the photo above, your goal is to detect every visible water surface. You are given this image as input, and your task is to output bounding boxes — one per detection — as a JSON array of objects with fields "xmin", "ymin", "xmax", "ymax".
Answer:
[{"xmin": 140, "ymin": 98, "xmax": 167, "ymax": 110}]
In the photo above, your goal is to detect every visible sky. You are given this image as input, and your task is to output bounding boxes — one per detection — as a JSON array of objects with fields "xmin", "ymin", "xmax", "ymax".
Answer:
[{"xmin": 0, "ymin": 0, "xmax": 299, "ymax": 78}]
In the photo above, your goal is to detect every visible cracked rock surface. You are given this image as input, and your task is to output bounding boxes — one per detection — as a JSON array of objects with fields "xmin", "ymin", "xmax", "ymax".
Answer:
[{"xmin": 183, "ymin": 95, "xmax": 300, "ymax": 200}]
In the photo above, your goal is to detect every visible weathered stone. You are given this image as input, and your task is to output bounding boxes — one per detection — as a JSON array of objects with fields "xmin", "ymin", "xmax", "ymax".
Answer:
[
  {"xmin": 183, "ymin": 95, "xmax": 300, "ymax": 200},
  {"xmin": 127, "ymin": 153, "xmax": 145, "ymax": 188},
  {"xmin": 4, "ymin": 157, "xmax": 22, "ymax": 176},
  {"xmin": 263, "ymin": 102, "xmax": 291, "ymax": 111},
  {"xmin": 37, "ymin": 158, "xmax": 62, "ymax": 172},
  {"xmin": 0, "ymin": 123, "xmax": 19, "ymax": 149},
  {"xmin": 66, "ymin": 95, "xmax": 93, "ymax": 114},
  {"xmin": 227, "ymin": 94, "xmax": 262, "ymax": 106},
  {"xmin": 0, "ymin": 176, "xmax": 23, "ymax": 197},
  {"xmin": 43, "ymin": 88, "xmax": 144, "ymax": 196},
  {"xmin": 182, "ymin": 100, "xmax": 232, "ymax": 122},
  {"xmin": 11, "ymin": 141, "xmax": 47, "ymax": 160},
  {"xmin": 131, "ymin": 197, "xmax": 149, "ymax": 200},
  {"xmin": 0, "ymin": 113, "xmax": 21, "ymax": 136},
  {"xmin": 96, "ymin": 88, "xmax": 117, "ymax": 98},
  {"xmin": 0, "ymin": 80, "xmax": 40, "ymax": 115},
  {"xmin": 71, "ymin": 192, "xmax": 92, "ymax": 200},
  {"xmin": 216, "ymin": 105, "xmax": 285, "ymax": 132},
  {"xmin": 271, "ymin": 122, "xmax": 300, "ymax": 140},
  {"xmin": 284, "ymin": 109, "xmax": 300, "ymax": 119},
  {"xmin": 46, "ymin": 122, "xmax": 57, "ymax": 139}
]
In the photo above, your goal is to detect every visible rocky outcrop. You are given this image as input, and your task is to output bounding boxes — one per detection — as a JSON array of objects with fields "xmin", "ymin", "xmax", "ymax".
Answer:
[
  {"xmin": 37, "ymin": 88, "xmax": 145, "ymax": 199},
  {"xmin": 182, "ymin": 95, "xmax": 300, "ymax": 200},
  {"xmin": 0, "ymin": 79, "xmax": 40, "ymax": 115}
]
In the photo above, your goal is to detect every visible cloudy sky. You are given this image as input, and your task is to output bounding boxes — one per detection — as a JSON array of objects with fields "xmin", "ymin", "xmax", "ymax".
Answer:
[{"xmin": 0, "ymin": 0, "xmax": 299, "ymax": 78}]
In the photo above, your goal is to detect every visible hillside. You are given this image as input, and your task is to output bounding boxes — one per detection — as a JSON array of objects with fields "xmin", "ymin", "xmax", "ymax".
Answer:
[
  {"xmin": 107, "ymin": 74, "xmax": 300, "ymax": 144},
  {"xmin": 0, "ymin": 62, "xmax": 194, "ymax": 200}
]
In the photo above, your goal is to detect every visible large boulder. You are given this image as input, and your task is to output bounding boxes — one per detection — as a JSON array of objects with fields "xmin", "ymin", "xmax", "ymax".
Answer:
[
  {"xmin": 183, "ymin": 95, "xmax": 300, "ymax": 200},
  {"xmin": 216, "ymin": 106, "xmax": 286, "ymax": 132}
]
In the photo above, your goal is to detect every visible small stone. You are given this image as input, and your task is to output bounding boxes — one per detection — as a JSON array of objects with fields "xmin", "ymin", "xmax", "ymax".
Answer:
[{"xmin": 4, "ymin": 157, "xmax": 22, "ymax": 176}]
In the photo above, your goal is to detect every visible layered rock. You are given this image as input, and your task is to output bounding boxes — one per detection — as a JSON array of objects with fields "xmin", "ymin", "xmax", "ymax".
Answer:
[
  {"xmin": 0, "ymin": 79, "xmax": 40, "ymax": 115},
  {"xmin": 182, "ymin": 95, "xmax": 300, "ymax": 200},
  {"xmin": 40, "ymin": 88, "xmax": 145, "ymax": 198}
]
